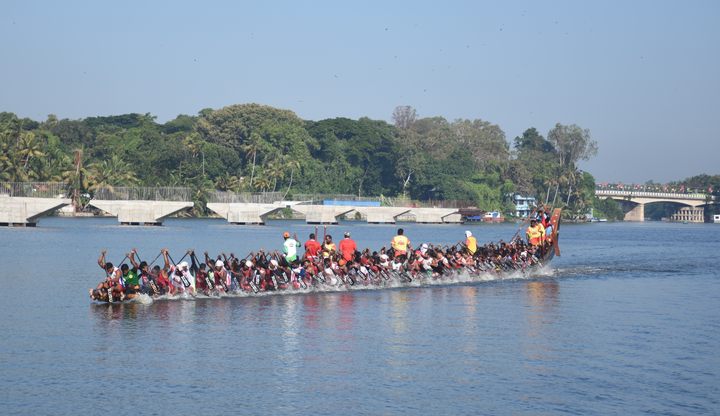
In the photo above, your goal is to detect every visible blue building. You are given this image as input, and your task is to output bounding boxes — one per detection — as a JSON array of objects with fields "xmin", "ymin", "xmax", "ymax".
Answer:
[{"xmin": 513, "ymin": 194, "xmax": 536, "ymax": 218}]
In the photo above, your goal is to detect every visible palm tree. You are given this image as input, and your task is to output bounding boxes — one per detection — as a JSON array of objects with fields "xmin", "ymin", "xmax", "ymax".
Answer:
[
  {"xmin": 88, "ymin": 154, "xmax": 139, "ymax": 193},
  {"xmin": 265, "ymin": 158, "xmax": 285, "ymax": 192},
  {"xmin": 62, "ymin": 149, "xmax": 90, "ymax": 210},
  {"xmin": 241, "ymin": 132, "xmax": 263, "ymax": 188},
  {"xmin": 18, "ymin": 132, "xmax": 44, "ymax": 170},
  {"xmin": 253, "ymin": 172, "xmax": 272, "ymax": 192},
  {"xmin": 214, "ymin": 173, "xmax": 243, "ymax": 193},
  {"xmin": 282, "ymin": 158, "xmax": 301, "ymax": 199},
  {"xmin": 0, "ymin": 131, "xmax": 31, "ymax": 181}
]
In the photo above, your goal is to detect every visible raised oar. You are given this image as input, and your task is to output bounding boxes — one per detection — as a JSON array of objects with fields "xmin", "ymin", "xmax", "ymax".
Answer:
[
  {"xmin": 147, "ymin": 251, "xmax": 163, "ymax": 267},
  {"xmin": 116, "ymin": 254, "xmax": 128, "ymax": 267},
  {"xmin": 511, "ymin": 207, "xmax": 539, "ymax": 242}
]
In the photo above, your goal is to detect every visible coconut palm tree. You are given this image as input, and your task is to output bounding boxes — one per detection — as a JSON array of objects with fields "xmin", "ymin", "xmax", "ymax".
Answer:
[
  {"xmin": 62, "ymin": 149, "xmax": 90, "ymax": 210},
  {"xmin": 252, "ymin": 172, "xmax": 272, "ymax": 192},
  {"xmin": 241, "ymin": 132, "xmax": 263, "ymax": 188},
  {"xmin": 265, "ymin": 158, "xmax": 285, "ymax": 192},
  {"xmin": 283, "ymin": 162, "xmax": 301, "ymax": 199},
  {"xmin": 17, "ymin": 132, "xmax": 44, "ymax": 171},
  {"xmin": 88, "ymin": 154, "xmax": 139, "ymax": 193}
]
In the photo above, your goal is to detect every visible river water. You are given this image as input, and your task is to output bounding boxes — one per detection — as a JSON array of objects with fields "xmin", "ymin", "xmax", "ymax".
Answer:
[{"xmin": 0, "ymin": 218, "xmax": 718, "ymax": 415}]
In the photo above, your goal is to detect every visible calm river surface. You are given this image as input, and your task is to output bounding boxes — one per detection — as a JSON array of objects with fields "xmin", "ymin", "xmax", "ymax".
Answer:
[{"xmin": 0, "ymin": 218, "xmax": 718, "ymax": 415}]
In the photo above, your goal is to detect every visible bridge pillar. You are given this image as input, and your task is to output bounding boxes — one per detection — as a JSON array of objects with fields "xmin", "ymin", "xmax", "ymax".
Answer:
[
  {"xmin": 409, "ymin": 208, "xmax": 462, "ymax": 224},
  {"xmin": 292, "ymin": 205, "xmax": 355, "ymax": 224},
  {"xmin": 89, "ymin": 200, "xmax": 193, "ymax": 225},
  {"xmin": 671, "ymin": 207, "xmax": 704, "ymax": 223},
  {"xmin": 0, "ymin": 195, "xmax": 71, "ymax": 226},
  {"xmin": 354, "ymin": 207, "xmax": 411, "ymax": 224},
  {"xmin": 624, "ymin": 203, "xmax": 645, "ymax": 222},
  {"xmin": 206, "ymin": 203, "xmax": 285, "ymax": 225}
]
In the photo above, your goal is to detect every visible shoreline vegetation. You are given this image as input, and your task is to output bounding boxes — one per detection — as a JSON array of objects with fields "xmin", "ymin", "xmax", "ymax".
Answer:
[{"xmin": 2, "ymin": 104, "xmax": 718, "ymax": 222}]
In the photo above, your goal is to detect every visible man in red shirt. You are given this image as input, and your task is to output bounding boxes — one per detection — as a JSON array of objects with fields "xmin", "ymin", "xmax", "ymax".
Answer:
[
  {"xmin": 304, "ymin": 233, "xmax": 322, "ymax": 260},
  {"xmin": 339, "ymin": 232, "xmax": 357, "ymax": 262}
]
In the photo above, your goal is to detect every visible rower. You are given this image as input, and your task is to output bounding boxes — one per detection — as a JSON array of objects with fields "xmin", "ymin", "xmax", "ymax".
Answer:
[
  {"xmin": 464, "ymin": 230, "xmax": 477, "ymax": 255},
  {"xmin": 128, "ymin": 249, "xmax": 152, "ymax": 294},
  {"xmin": 161, "ymin": 249, "xmax": 183, "ymax": 295},
  {"xmin": 119, "ymin": 263, "xmax": 140, "ymax": 298},
  {"xmin": 212, "ymin": 258, "xmax": 228, "ymax": 291},
  {"xmin": 190, "ymin": 250, "xmax": 210, "ymax": 294},
  {"xmin": 92, "ymin": 250, "xmax": 124, "ymax": 301}
]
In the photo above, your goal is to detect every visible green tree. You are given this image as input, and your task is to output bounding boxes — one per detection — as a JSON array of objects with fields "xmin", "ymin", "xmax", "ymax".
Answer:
[{"xmin": 88, "ymin": 154, "xmax": 139, "ymax": 192}]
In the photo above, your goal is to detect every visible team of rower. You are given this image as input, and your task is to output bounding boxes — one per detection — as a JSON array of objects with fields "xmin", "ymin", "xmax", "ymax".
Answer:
[{"xmin": 90, "ymin": 222, "xmax": 553, "ymax": 302}]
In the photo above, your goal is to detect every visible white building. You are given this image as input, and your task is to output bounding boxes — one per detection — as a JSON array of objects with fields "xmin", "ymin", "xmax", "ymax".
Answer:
[{"xmin": 513, "ymin": 194, "xmax": 536, "ymax": 218}]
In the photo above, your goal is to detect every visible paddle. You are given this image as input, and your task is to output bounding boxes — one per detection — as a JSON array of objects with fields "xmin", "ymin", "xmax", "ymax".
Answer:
[
  {"xmin": 512, "ymin": 207, "xmax": 539, "ymax": 242},
  {"xmin": 109, "ymin": 248, "xmax": 127, "ymax": 268}
]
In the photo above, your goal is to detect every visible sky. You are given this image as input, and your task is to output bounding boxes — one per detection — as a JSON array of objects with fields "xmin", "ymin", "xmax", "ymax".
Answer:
[{"xmin": 2, "ymin": 0, "xmax": 719, "ymax": 183}]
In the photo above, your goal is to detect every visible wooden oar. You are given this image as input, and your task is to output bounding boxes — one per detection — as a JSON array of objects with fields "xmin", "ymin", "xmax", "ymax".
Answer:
[{"xmin": 511, "ymin": 207, "xmax": 539, "ymax": 242}]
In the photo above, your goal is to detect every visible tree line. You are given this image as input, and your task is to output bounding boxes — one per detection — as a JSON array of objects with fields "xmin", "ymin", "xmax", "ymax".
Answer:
[{"xmin": 1, "ymin": 104, "xmax": 612, "ymax": 219}]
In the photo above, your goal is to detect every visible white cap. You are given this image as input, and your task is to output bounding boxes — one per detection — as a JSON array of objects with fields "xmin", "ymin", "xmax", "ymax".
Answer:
[
  {"xmin": 179, "ymin": 261, "xmax": 189, "ymax": 269},
  {"xmin": 270, "ymin": 259, "xmax": 279, "ymax": 267},
  {"xmin": 421, "ymin": 243, "xmax": 428, "ymax": 249},
  {"xmin": 215, "ymin": 260, "xmax": 224, "ymax": 268},
  {"xmin": 465, "ymin": 230, "xmax": 472, "ymax": 237},
  {"xmin": 245, "ymin": 260, "xmax": 253, "ymax": 267}
]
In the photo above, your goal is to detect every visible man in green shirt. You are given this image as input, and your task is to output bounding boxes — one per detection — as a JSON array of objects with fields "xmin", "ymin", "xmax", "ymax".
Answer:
[
  {"xmin": 282, "ymin": 231, "xmax": 300, "ymax": 263},
  {"xmin": 120, "ymin": 263, "xmax": 140, "ymax": 297}
]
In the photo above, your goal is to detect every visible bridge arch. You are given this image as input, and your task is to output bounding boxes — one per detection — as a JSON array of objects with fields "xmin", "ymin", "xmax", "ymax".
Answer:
[{"xmin": 595, "ymin": 190, "xmax": 713, "ymax": 222}]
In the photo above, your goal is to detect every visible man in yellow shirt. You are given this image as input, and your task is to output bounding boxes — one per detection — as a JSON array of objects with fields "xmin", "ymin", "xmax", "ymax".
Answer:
[
  {"xmin": 391, "ymin": 228, "xmax": 410, "ymax": 256},
  {"xmin": 526, "ymin": 219, "xmax": 545, "ymax": 246}
]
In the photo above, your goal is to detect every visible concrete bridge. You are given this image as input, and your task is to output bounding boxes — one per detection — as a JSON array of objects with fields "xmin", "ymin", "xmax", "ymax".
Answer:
[
  {"xmin": 595, "ymin": 189, "xmax": 715, "ymax": 222},
  {"xmin": 89, "ymin": 200, "xmax": 194, "ymax": 225},
  {"xmin": 0, "ymin": 195, "xmax": 71, "ymax": 226},
  {"xmin": 88, "ymin": 186, "xmax": 194, "ymax": 225},
  {"xmin": 0, "ymin": 183, "xmax": 71, "ymax": 226},
  {"xmin": 206, "ymin": 202, "xmax": 461, "ymax": 225},
  {"xmin": 0, "ymin": 184, "xmax": 463, "ymax": 226}
]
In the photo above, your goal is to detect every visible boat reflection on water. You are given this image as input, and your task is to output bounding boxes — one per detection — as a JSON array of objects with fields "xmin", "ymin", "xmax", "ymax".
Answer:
[
  {"xmin": 526, "ymin": 280, "xmax": 559, "ymax": 311},
  {"xmin": 523, "ymin": 280, "xmax": 560, "ymax": 362}
]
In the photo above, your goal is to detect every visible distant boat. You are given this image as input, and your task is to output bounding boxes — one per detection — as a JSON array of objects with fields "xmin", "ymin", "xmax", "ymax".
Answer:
[
  {"xmin": 587, "ymin": 217, "xmax": 607, "ymax": 222},
  {"xmin": 714, "ymin": 214, "xmax": 720, "ymax": 224},
  {"xmin": 483, "ymin": 211, "xmax": 505, "ymax": 223}
]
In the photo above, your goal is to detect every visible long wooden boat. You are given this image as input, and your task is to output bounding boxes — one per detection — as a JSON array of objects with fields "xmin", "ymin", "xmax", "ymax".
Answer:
[{"xmin": 91, "ymin": 209, "xmax": 561, "ymax": 304}]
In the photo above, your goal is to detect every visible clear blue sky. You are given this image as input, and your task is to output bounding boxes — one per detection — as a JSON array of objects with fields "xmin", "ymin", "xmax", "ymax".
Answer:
[{"xmin": 2, "ymin": 0, "xmax": 718, "ymax": 183}]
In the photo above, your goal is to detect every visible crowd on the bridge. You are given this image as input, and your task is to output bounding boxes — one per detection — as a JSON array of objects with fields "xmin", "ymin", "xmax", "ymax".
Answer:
[
  {"xmin": 596, "ymin": 183, "xmax": 713, "ymax": 194},
  {"xmin": 89, "ymin": 210, "xmax": 556, "ymax": 302}
]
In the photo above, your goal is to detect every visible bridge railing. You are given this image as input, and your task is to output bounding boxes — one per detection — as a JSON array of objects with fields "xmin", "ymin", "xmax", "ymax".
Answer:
[
  {"xmin": 595, "ymin": 189, "xmax": 712, "ymax": 200},
  {"xmin": 92, "ymin": 187, "xmax": 192, "ymax": 201},
  {"xmin": 207, "ymin": 191, "xmax": 285, "ymax": 204},
  {"xmin": 0, "ymin": 182, "xmax": 68, "ymax": 198},
  {"xmin": 292, "ymin": 193, "xmax": 380, "ymax": 204}
]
